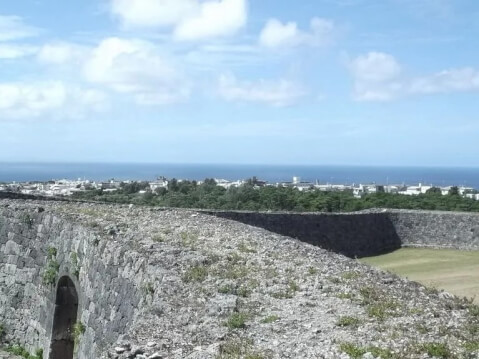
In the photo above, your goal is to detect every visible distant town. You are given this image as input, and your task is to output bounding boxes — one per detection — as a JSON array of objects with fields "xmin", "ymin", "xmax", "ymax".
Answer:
[{"xmin": 1, "ymin": 176, "xmax": 479, "ymax": 200}]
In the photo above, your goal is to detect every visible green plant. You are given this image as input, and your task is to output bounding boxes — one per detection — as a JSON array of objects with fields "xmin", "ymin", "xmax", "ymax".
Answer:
[
  {"xmin": 469, "ymin": 303, "xmax": 479, "ymax": 317},
  {"xmin": 260, "ymin": 315, "xmax": 279, "ymax": 324},
  {"xmin": 341, "ymin": 271, "xmax": 360, "ymax": 280},
  {"xmin": 224, "ymin": 313, "xmax": 248, "ymax": 329},
  {"xmin": 339, "ymin": 343, "xmax": 366, "ymax": 359},
  {"xmin": 73, "ymin": 321, "xmax": 86, "ymax": 347},
  {"xmin": 336, "ymin": 292, "xmax": 353, "ymax": 300},
  {"xmin": 21, "ymin": 213, "xmax": 33, "ymax": 229},
  {"xmin": 47, "ymin": 247, "xmax": 57, "ymax": 258},
  {"xmin": 6, "ymin": 345, "xmax": 43, "ymax": 359},
  {"xmin": 70, "ymin": 252, "xmax": 80, "ymax": 279},
  {"xmin": 420, "ymin": 342, "xmax": 451, "ymax": 358},
  {"xmin": 143, "ymin": 282, "xmax": 155, "ymax": 295},
  {"xmin": 43, "ymin": 247, "xmax": 60, "ymax": 286},
  {"xmin": 238, "ymin": 242, "xmax": 257, "ymax": 254},
  {"xmin": 152, "ymin": 234, "xmax": 165, "ymax": 242},
  {"xmin": 336, "ymin": 316, "xmax": 361, "ymax": 327},
  {"xmin": 308, "ymin": 266, "xmax": 318, "ymax": 275},
  {"xmin": 0, "ymin": 323, "xmax": 5, "ymax": 338},
  {"xmin": 182, "ymin": 265, "xmax": 208, "ymax": 283},
  {"xmin": 217, "ymin": 338, "xmax": 264, "ymax": 359}
]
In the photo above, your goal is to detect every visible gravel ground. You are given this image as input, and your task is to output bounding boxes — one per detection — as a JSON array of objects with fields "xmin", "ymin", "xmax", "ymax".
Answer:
[{"xmin": 2, "ymin": 200, "xmax": 479, "ymax": 359}]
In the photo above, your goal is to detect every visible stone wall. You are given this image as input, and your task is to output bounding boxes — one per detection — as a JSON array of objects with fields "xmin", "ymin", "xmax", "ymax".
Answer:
[
  {"xmin": 0, "ymin": 204, "xmax": 144, "ymax": 358},
  {"xmin": 205, "ymin": 211, "xmax": 402, "ymax": 257},
  {"xmin": 205, "ymin": 209, "xmax": 479, "ymax": 257},
  {"xmin": 388, "ymin": 209, "xmax": 479, "ymax": 250}
]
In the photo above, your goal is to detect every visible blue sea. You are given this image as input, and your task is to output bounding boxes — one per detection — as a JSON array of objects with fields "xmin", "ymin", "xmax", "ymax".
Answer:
[{"xmin": 1, "ymin": 163, "xmax": 479, "ymax": 189}]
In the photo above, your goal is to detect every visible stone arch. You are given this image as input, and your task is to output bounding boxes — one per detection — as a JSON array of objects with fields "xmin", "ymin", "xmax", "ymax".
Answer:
[{"xmin": 49, "ymin": 276, "xmax": 79, "ymax": 359}]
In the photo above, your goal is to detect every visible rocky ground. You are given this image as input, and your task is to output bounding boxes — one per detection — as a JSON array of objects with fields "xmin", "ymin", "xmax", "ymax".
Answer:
[{"xmin": 1, "ymin": 200, "xmax": 479, "ymax": 358}]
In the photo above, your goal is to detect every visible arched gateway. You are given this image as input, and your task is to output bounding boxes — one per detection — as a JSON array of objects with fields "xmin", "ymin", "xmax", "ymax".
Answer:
[{"xmin": 49, "ymin": 276, "xmax": 79, "ymax": 359}]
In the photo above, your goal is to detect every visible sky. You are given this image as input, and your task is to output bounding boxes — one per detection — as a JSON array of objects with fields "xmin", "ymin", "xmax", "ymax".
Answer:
[{"xmin": 0, "ymin": 0, "xmax": 478, "ymax": 166}]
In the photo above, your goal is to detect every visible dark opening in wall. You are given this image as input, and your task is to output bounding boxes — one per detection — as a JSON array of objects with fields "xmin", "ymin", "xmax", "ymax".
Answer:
[{"xmin": 49, "ymin": 276, "xmax": 78, "ymax": 359}]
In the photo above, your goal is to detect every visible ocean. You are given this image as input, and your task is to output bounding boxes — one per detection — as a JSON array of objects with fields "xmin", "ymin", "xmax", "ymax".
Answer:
[{"xmin": 1, "ymin": 162, "xmax": 479, "ymax": 189}]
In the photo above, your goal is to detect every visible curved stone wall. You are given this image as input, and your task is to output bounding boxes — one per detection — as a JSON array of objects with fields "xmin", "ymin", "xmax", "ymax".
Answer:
[
  {"xmin": 0, "ymin": 203, "xmax": 144, "ymax": 358},
  {"xmin": 205, "ymin": 209, "xmax": 479, "ymax": 257}
]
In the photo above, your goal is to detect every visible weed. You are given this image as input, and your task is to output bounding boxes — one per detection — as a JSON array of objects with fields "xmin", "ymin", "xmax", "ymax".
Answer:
[
  {"xmin": 238, "ymin": 242, "xmax": 257, "ymax": 254},
  {"xmin": 224, "ymin": 313, "xmax": 248, "ymax": 329},
  {"xmin": 47, "ymin": 247, "xmax": 57, "ymax": 259},
  {"xmin": 308, "ymin": 266, "xmax": 318, "ymax": 275},
  {"xmin": 0, "ymin": 323, "xmax": 4, "ymax": 338},
  {"xmin": 469, "ymin": 304, "xmax": 479, "ymax": 317},
  {"xmin": 261, "ymin": 315, "xmax": 279, "ymax": 324},
  {"xmin": 152, "ymin": 234, "xmax": 165, "ymax": 243},
  {"xmin": 73, "ymin": 321, "xmax": 86, "ymax": 348},
  {"xmin": 341, "ymin": 271, "xmax": 359, "ymax": 280},
  {"xmin": 21, "ymin": 213, "xmax": 33, "ymax": 229},
  {"xmin": 420, "ymin": 342, "xmax": 451, "ymax": 358},
  {"xmin": 336, "ymin": 292, "xmax": 353, "ymax": 300},
  {"xmin": 367, "ymin": 300, "xmax": 399, "ymax": 321},
  {"xmin": 336, "ymin": 316, "xmax": 361, "ymax": 327},
  {"xmin": 339, "ymin": 343, "xmax": 366, "ymax": 359},
  {"xmin": 463, "ymin": 340, "xmax": 479, "ymax": 352},
  {"xmin": 182, "ymin": 265, "xmax": 208, "ymax": 283},
  {"xmin": 217, "ymin": 338, "xmax": 264, "ymax": 359},
  {"xmin": 70, "ymin": 252, "xmax": 80, "ymax": 279},
  {"xmin": 328, "ymin": 276, "xmax": 341, "ymax": 284},
  {"xmin": 143, "ymin": 282, "xmax": 155, "ymax": 295},
  {"xmin": 218, "ymin": 284, "xmax": 236, "ymax": 295},
  {"xmin": 339, "ymin": 343, "xmax": 393, "ymax": 359},
  {"xmin": 6, "ymin": 345, "xmax": 43, "ymax": 359},
  {"xmin": 43, "ymin": 251, "xmax": 60, "ymax": 286}
]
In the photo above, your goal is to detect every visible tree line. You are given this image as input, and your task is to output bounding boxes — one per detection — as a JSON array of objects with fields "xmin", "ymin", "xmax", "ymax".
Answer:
[{"xmin": 71, "ymin": 179, "xmax": 479, "ymax": 213}]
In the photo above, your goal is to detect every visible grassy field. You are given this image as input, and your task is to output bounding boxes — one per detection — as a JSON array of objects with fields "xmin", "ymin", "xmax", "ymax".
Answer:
[{"xmin": 361, "ymin": 248, "xmax": 479, "ymax": 303}]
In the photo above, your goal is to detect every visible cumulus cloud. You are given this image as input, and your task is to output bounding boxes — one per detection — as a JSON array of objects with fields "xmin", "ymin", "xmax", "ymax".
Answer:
[
  {"xmin": 37, "ymin": 42, "xmax": 90, "ymax": 65},
  {"xmin": 110, "ymin": 0, "xmax": 198, "ymax": 28},
  {"xmin": 218, "ymin": 74, "xmax": 307, "ymax": 106},
  {"xmin": 0, "ymin": 15, "xmax": 41, "ymax": 42},
  {"xmin": 259, "ymin": 17, "xmax": 334, "ymax": 48},
  {"xmin": 0, "ymin": 81, "xmax": 107, "ymax": 119},
  {"xmin": 348, "ymin": 51, "xmax": 479, "ymax": 101},
  {"xmin": 348, "ymin": 52, "xmax": 403, "ymax": 101},
  {"xmin": 83, "ymin": 37, "xmax": 190, "ymax": 105},
  {"xmin": 0, "ymin": 44, "xmax": 37, "ymax": 59},
  {"xmin": 174, "ymin": 0, "xmax": 247, "ymax": 41},
  {"xmin": 109, "ymin": 0, "xmax": 247, "ymax": 41}
]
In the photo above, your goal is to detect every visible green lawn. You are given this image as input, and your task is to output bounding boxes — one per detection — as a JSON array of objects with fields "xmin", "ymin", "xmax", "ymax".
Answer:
[{"xmin": 361, "ymin": 248, "xmax": 479, "ymax": 303}]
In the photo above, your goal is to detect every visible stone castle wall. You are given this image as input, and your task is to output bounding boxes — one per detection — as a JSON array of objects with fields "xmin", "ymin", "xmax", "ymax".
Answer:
[
  {"xmin": 0, "ymin": 204, "xmax": 144, "ymax": 358},
  {"xmin": 206, "ymin": 209, "xmax": 479, "ymax": 257}
]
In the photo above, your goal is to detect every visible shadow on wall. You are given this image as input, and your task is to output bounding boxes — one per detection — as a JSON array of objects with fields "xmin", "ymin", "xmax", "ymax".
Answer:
[{"xmin": 205, "ymin": 211, "xmax": 402, "ymax": 258}]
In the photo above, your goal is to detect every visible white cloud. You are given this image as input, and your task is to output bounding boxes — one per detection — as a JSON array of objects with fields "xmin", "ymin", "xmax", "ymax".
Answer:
[
  {"xmin": 110, "ymin": 0, "xmax": 198, "ymax": 28},
  {"xmin": 348, "ymin": 52, "xmax": 402, "ymax": 101},
  {"xmin": 410, "ymin": 68, "xmax": 479, "ymax": 94},
  {"xmin": 37, "ymin": 42, "xmax": 90, "ymax": 65},
  {"xmin": 0, "ymin": 15, "xmax": 41, "ymax": 42},
  {"xmin": 174, "ymin": 0, "xmax": 247, "ymax": 41},
  {"xmin": 109, "ymin": 0, "xmax": 247, "ymax": 41},
  {"xmin": 218, "ymin": 74, "xmax": 307, "ymax": 106},
  {"xmin": 0, "ymin": 81, "xmax": 107, "ymax": 119},
  {"xmin": 259, "ymin": 17, "xmax": 334, "ymax": 48},
  {"xmin": 0, "ymin": 44, "xmax": 37, "ymax": 59},
  {"xmin": 348, "ymin": 51, "xmax": 479, "ymax": 101},
  {"xmin": 349, "ymin": 52, "xmax": 401, "ymax": 83},
  {"xmin": 83, "ymin": 37, "xmax": 190, "ymax": 105}
]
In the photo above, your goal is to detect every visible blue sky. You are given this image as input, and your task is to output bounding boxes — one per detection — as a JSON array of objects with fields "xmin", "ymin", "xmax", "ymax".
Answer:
[{"xmin": 0, "ymin": 0, "xmax": 478, "ymax": 166}]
